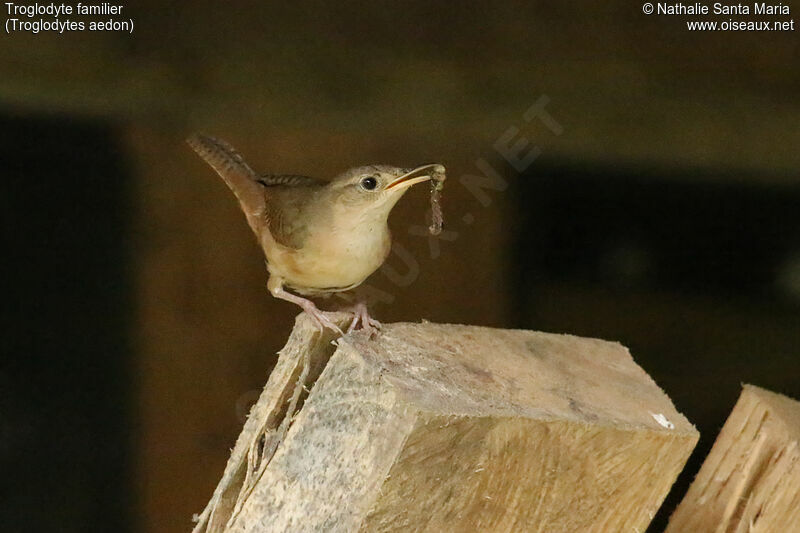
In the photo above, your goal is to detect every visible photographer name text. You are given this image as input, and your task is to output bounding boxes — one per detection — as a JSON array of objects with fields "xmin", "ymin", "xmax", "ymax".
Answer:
[{"xmin": 657, "ymin": 2, "xmax": 789, "ymax": 15}]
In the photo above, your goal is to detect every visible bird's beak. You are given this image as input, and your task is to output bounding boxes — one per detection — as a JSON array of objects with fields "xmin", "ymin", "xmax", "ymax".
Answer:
[{"xmin": 385, "ymin": 164, "xmax": 444, "ymax": 191}]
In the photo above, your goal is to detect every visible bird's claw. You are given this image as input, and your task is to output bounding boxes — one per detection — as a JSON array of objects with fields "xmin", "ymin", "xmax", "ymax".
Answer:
[
  {"xmin": 300, "ymin": 302, "xmax": 343, "ymax": 335},
  {"xmin": 346, "ymin": 302, "xmax": 382, "ymax": 336},
  {"xmin": 315, "ymin": 312, "xmax": 344, "ymax": 336}
]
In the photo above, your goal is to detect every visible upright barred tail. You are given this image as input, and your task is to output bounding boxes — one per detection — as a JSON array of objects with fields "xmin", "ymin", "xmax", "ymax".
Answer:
[
  {"xmin": 186, "ymin": 133, "xmax": 260, "ymax": 185},
  {"xmin": 187, "ymin": 133, "xmax": 267, "ymax": 230}
]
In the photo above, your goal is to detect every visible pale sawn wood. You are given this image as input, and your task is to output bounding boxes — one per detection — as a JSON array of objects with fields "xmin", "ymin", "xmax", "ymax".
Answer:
[
  {"xmin": 194, "ymin": 315, "xmax": 698, "ymax": 533},
  {"xmin": 666, "ymin": 385, "xmax": 800, "ymax": 533}
]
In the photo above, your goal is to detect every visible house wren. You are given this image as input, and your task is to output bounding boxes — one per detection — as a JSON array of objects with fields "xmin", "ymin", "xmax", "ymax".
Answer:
[{"xmin": 187, "ymin": 134, "xmax": 445, "ymax": 334}]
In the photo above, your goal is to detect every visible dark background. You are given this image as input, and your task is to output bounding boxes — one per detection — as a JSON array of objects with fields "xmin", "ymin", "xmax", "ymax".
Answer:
[{"xmin": 1, "ymin": 1, "xmax": 798, "ymax": 531}]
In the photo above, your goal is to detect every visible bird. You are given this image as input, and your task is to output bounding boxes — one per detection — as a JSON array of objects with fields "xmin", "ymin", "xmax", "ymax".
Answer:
[{"xmin": 187, "ymin": 133, "xmax": 445, "ymax": 335}]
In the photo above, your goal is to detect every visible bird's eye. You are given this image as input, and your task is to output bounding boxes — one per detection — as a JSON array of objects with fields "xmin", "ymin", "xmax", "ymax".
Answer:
[{"xmin": 360, "ymin": 176, "xmax": 378, "ymax": 190}]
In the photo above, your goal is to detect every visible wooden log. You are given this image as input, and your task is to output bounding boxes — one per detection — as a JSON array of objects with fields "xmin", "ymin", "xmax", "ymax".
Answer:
[
  {"xmin": 666, "ymin": 385, "xmax": 800, "ymax": 533},
  {"xmin": 192, "ymin": 314, "xmax": 698, "ymax": 533}
]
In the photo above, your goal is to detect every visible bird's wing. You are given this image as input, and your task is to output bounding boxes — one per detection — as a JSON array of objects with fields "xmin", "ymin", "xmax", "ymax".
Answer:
[
  {"xmin": 258, "ymin": 176, "xmax": 328, "ymax": 250},
  {"xmin": 258, "ymin": 174, "xmax": 326, "ymax": 187},
  {"xmin": 263, "ymin": 184, "xmax": 322, "ymax": 250},
  {"xmin": 187, "ymin": 134, "xmax": 267, "ymax": 233}
]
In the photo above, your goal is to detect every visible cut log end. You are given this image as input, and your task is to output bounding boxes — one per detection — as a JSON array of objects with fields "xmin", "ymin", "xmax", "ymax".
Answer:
[
  {"xmin": 666, "ymin": 385, "xmax": 800, "ymax": 533},
  {"xmin": 194, "ymin": 314, "xmax": 698, "ymax": 533}
]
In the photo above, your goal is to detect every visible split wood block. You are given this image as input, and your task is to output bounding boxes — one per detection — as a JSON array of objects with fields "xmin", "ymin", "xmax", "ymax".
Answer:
[
  {"xmin": 666, "ymin": 385, "xmax": 800, "ymax": 533},
  {"xmin": 193, "ymin": 314, "xmax": 698, "ymax": 533}
]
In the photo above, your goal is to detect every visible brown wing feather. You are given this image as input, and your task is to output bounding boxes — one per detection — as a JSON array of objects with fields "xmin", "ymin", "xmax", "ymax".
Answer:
[
  {"xmin": 258, "ymin": 174, "xmax": 326, "ymax": 187},
  {"xmin": 263, "ymin": 184, "xmax": 323, "ymax": 250},
  {"xmin": 258, "ymin": 174, "xmax": 327, "ymax": 250}
]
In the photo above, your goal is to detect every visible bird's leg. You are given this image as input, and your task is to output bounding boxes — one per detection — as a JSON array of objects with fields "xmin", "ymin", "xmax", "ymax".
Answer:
[
  {"xmin": 268, "ymin": 278, "xmax": 343, "ymax": 335},
  {"xmin": 346, "ymin": 301, "xmax": 382, "ymax": 335}
]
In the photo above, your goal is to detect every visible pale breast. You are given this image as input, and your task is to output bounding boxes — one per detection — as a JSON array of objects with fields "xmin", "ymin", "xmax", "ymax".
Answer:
[{"xmin": 266, "ymin": 225, "xmax": 391, "ymax": 294}]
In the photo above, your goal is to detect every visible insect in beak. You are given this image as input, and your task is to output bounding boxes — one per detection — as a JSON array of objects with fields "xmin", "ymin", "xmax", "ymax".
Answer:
[{"xmin": 385, "ymin": 164, "xmax": 443, "ymax": 191}]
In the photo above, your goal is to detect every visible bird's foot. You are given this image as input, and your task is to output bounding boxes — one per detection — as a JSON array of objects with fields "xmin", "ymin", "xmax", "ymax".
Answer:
[
  {"xmin": 302, "ymin": 303, "xmax": 344, "ymax": 335},
  {"xmin": 346, "ymin": 302, "xmax": 382, "ymax": 336},
  {"xmin": 271, "ymin": 284, "xmax": 343, "ymax": 335}
]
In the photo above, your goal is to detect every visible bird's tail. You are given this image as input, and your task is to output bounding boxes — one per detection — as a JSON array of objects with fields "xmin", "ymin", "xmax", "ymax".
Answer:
[{"xmin": 187, "ymin": 133, "xmax": 266, "ymax": 232}]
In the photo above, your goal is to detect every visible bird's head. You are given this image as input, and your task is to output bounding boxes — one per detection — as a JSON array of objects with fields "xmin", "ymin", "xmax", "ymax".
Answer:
[{"xmin": 328, "ymin": 164, "xmax": 445, "ymax": 219}]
